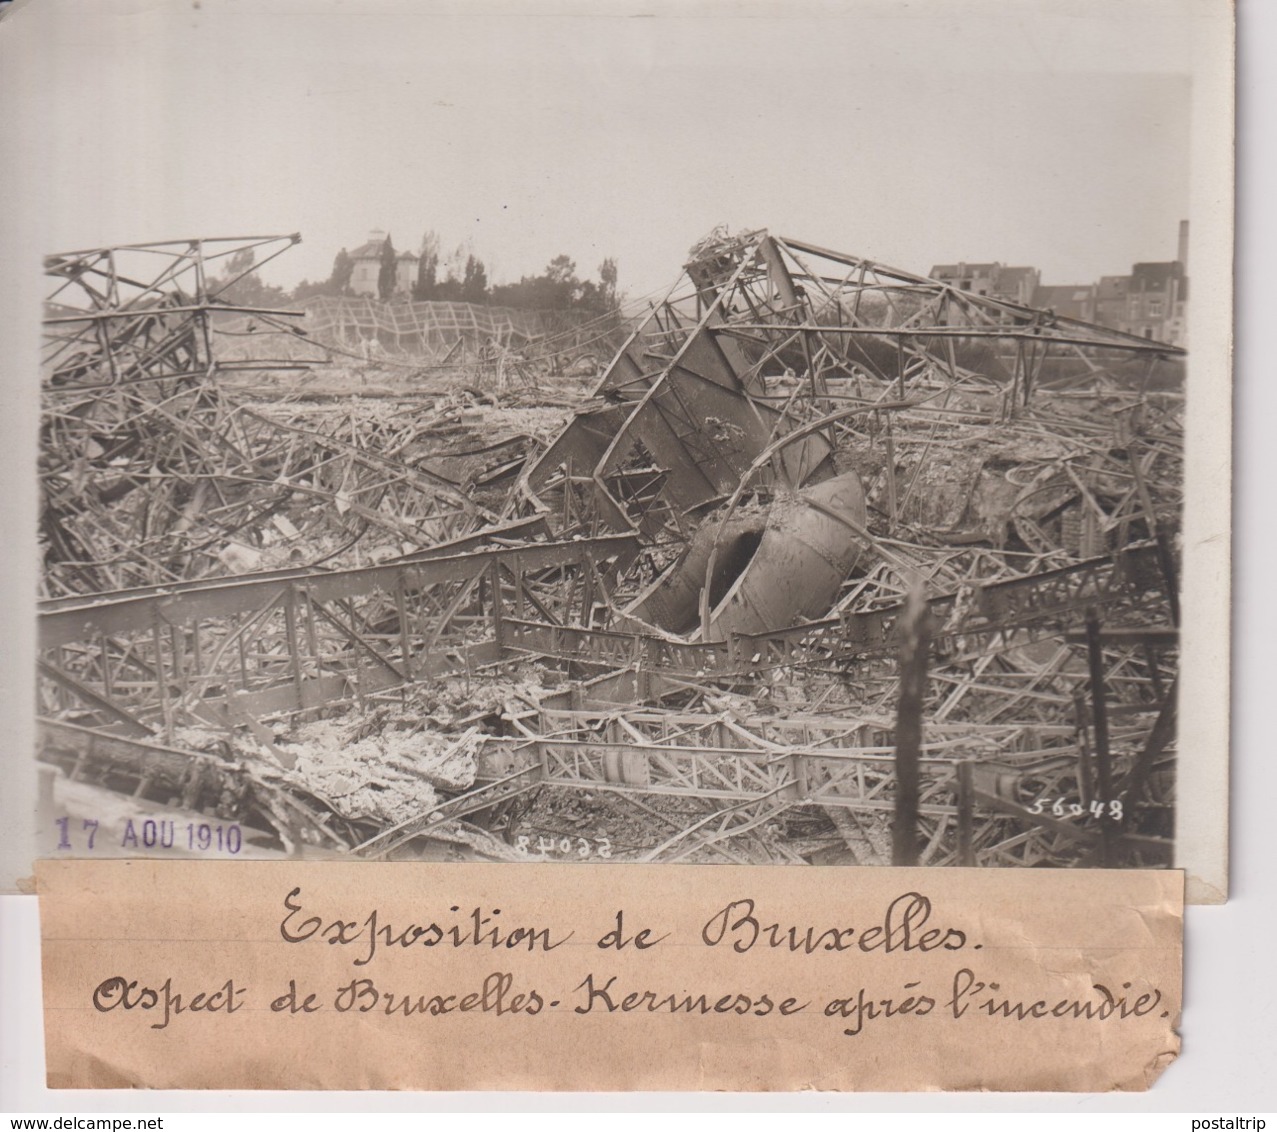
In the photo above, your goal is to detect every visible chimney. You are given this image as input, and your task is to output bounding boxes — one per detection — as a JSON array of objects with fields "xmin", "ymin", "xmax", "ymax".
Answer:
[{"xmin": 1177, "ymin": 220, "xmax": 1189, "ymax": 270}]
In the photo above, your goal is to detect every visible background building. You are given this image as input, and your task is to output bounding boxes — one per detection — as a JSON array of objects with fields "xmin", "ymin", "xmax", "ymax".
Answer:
[
  {"xmin": 347, "ymin": 230, "xmax": 418, "ymax": 297},
  {"xmin": 1032, "ymin": 284, "xmax": 1096, "ymax": 323},
  {"xmin": 930, "ymin": 221, "xmax": 1188, "ymax": 346},
  {"xmin": 928, "ymin": 262, "xmax": 1040, "ymax": 304}
]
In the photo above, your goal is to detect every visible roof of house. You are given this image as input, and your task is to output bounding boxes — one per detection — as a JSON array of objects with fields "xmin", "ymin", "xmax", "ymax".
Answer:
[
  {"xmin": 348, "ymin": 239, "xmax": 387, "ymax": 260},
  {"xmin": 995, "ymin": 266, "xmax": 1039, "ymax": 283},
  {"xmin": 991, "ymin": 266, "xmax": 1039, "ymax": 295},
  {"xmin": 1033, "ymin": 284, "xmax": 1093, "ymax": 306},
  {"xmin": 348, "ymin": 239, "xmax": 418, "ymax": 262},
  {"xmin": 1130, "ymin": 261, "xmax": 1185, "ymax": 292},
  {"xmin": 1096, "ymin": 275, "xmax": 1129, "ymax": 300},
  {"xmin": 930, "ymin": 262, "xmax": 1002, "ymax": 278}
]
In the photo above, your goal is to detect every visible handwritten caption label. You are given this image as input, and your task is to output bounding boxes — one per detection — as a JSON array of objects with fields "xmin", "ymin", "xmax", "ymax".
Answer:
[{"xmin": 38, "ymin": 861, "xmax": 1182, "ymax": 1092}]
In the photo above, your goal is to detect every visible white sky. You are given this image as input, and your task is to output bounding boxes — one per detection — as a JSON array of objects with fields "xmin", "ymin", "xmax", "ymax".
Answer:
[{"xmin": 3, "ymin": 0, "xmax": 1203, "ymax": 300}]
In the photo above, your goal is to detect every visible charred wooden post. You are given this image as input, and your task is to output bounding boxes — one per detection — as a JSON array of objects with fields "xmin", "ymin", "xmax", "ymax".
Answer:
[
  {"xmin": 1126, "ymin": 446, "xmax": 1181, "ymax": 627},
  {"xmin": 1120, "ymin": 676, "xmax": 1178, "ymax": 832},
  {"xmin": 956, "ymin": 760, "xmax": 976, "ymax": 867},
  {"xmin": 892, "ymin": 582, "xmax": 932, "ymax": 867},
  {"xmin": 1084, "ymin": 608, "xmax": 1115, "ymax": 866}
]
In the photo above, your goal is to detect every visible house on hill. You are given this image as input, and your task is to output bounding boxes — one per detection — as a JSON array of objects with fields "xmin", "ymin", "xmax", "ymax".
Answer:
[{"xmin": 347, "ymin": 230, "xmax": 418, "ymax": 298}]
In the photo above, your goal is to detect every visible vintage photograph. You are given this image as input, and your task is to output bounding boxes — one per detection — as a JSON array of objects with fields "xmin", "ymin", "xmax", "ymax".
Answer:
[{"xmin": 19, "ymin": 0, "xmax": 1231, "ymax": 883}]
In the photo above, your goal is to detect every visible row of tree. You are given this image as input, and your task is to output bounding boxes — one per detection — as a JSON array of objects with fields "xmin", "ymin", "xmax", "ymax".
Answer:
[{"xmin": 287, "ymin": 231, "xmax": 620, "ymax": 313}]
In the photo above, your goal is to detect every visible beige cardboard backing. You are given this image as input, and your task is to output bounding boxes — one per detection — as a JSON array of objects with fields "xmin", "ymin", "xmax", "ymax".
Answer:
[{"xmin": 38, "ymin": 860, "xmax": 1182, "ymax": 1092}]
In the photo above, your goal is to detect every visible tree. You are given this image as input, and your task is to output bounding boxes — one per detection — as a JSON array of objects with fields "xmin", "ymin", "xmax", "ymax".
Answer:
[
  {"xmin": 545, "ymin": 254, "xmax": 579, "ymax": 307},
  {"xmin": 224, "ymin": 248, "xmax": 256, "ymax": 277},
  {"xmin": 599, "ymin": 257, "xmax": 619, "ymax": 310},
  {"xmin": 329, "ymin": 248, "xmax": 354, "ymax": 294},
  {"xmin": 432, "ymin": 268, "xmax": 465, "ymax": 303},
  {"xmin": 413, "ymin": 232, "xmax": 440, "ymax": 300},
  {"xmin": 377, "ymin": 233, "xmax": 398, "ymax": 300},
  {"xmin": 462, "ymin": 254, "xmax": 488, "ymax": 304},
  {"xmin": 364, "ymin": 233, "xmax": 620, "ymax": 313},
  {"xmin": 209, "ymin": 248, "xmax": 256, "ymax": 302},
  {"xmin": 208, "ymin": 247, "xmax": 288, "ymax": 308},
  {"xmin": 291, "ymin": 278, "xmax": 331, "ymax": 302},
  {"xmin": 291, "ymin": 248, "xmax": 356, "ymax": 302},
  {"xmin": 546, "ymin": 254, "xmax": 576, "ymax": 285},
  {"xmin": 486, "ymin": 252, "xmax": 621, "ymax": 312}
]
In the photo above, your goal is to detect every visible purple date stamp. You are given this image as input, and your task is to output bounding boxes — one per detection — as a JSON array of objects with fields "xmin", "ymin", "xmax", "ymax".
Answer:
[{"xmin": 54, "ymin": 816, "xmax": 242, "ymax": 854}]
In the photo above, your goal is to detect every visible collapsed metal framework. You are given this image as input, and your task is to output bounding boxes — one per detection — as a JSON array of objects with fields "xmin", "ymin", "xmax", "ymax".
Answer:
[
  {"xmin": 40, "ymin": 237, "xmax": 499, "ymax": 596},
  {"xmin": 517, "ymin": 230, "xmax": 1175, "ymax": 540},
  {"xmin": 294, "ymin": 296, "xmax": 616, "ymax": 370},
  {"xmin": 37, "ymin": 229, "xmax": 1185, "ymax": 870}
]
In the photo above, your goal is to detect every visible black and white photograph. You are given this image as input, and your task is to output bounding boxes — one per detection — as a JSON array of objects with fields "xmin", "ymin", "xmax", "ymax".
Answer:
[{"xmin": 5, "ymin": 0, "xmax": 1232, "ymax": 893}]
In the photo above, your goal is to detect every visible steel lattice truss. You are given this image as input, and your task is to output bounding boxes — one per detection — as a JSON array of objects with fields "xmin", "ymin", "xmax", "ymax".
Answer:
[
  {"xmin": 37, "ymin": 228, "xmax": 1185, "ymax": 871},
  {"xmin": 43, "ymin": 235, "xmax": 309, "ymax": 389}
]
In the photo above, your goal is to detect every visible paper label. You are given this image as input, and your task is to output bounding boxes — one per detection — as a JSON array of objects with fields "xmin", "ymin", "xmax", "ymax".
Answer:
[{"xmin": 38, "ymin": 860, "xmax": 1182, "ymax": 1092}]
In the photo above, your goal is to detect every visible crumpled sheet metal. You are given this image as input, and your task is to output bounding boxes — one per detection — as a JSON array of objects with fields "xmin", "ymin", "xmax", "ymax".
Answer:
[
  {"xmin": 697, "ymin": 469, "xmax": 869, "ymax": 642},
  {"xmin": 627, "ymin": 469, "xmax": 869, "ymax": 642}
]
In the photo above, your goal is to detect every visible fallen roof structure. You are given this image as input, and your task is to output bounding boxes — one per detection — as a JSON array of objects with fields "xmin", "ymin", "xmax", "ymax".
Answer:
[{"xmin": 36, "ymin": 228, "xmax": 1184, "ymax": 871}]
